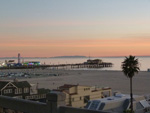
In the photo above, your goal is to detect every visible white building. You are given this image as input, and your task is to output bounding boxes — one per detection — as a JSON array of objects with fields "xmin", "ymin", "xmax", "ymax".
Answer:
[{"xmin": 85, "ymin": 93, "xmax": 150, "ymax": 113}]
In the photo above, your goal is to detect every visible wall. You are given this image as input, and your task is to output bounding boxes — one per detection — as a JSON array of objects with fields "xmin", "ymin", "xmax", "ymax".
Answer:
[
  {"xmin": 0, "ymin": 92, "xmax": 114, "ymax": 113},
  {"xmin": 59, "ymin": 106, "xmax": 114, "ymax": 113}
]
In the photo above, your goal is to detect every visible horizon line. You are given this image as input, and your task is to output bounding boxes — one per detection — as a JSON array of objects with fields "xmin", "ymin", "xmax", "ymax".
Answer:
[{"xmin": 0, "ymin": 55, "xmax": 150, "ymax": 58}]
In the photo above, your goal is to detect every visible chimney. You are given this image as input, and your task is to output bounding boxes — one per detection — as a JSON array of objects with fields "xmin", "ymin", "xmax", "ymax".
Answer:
[{"xmin": 14, "ymin": 78, "xmax": 18, "ymax": 82}]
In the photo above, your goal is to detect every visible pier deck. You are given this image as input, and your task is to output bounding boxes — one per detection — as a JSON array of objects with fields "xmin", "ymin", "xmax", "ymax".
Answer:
[{"xmin": 0, "ymin": 63, "xmax": 113, "ymax": 70}]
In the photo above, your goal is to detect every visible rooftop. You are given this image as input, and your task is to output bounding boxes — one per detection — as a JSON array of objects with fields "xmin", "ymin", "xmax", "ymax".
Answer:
[
  {"xmin": 59, "ymin": 84, "xmax": 78, "ymax": 89},
  {"xmin": 86, "ymin": 93, "xmax": 150, "ymax": 113}
]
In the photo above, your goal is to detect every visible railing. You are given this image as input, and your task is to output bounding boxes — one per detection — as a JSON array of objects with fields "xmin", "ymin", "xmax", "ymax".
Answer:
[
  {"xmin": 0, "ymin": 92, "xmax": 114, "ymax": 113},
  {"xmin": 0, "ymin": 95, "xmax": 47, "ymax": 113},
  {"xmin": 59, "ymin": 106, "xmax": 113, "ymax": 113}
]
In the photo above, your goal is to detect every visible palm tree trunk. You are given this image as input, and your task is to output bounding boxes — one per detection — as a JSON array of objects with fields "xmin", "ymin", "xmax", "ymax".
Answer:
[{"xmin": 130, "ymin": 77, "xmax": 133, "ymax": 113}]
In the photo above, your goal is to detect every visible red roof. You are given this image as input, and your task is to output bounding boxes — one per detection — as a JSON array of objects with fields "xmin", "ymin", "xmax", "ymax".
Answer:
[
  {"xmin": 59, "ymin": 84, "xmax": 78, "ymax": 89},
  {"xmin": 102, "ymin": 87, "xmax": 111, "ymax": 90}
]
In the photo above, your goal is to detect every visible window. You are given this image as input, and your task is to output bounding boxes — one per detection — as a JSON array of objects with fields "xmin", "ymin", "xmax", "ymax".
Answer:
[
  {"xmin": 41, "ymin": 94, "xmax": 46, "ymax": 98},
  {"xmin": 72, "ymin": 98, "xmax": 74, "ymax": 102},
  {"xmin": 24, "ymin": 88, "xmax": 29, "ymax": 93},
  {"xmin": 84, "ymin": 88, "xmax": 90, "ymax": 91},
  {"xmin": 13, "ymin": 96, "xmax": 22, "ymax": 99},
  {"xmin": 85, "ymin": 102, "xmax": 91, "ymax": 109},
  {"xmin": 4, "ymin": 89, "xmax": 12, "ymax": 94},
  {"xmin": 15, "ymin": 88, "xmax": 22, "ymax": 94},
  {"xmin": 80, "ymin": 97, "xmax": 82, "ymax": 100},
  {"xmin": 89, "ymin": 101, "xmax": 100, "ymax": 110},
  {"xmin": 84, "ymin": 96, "xmax": 90, "ymax": 103}
]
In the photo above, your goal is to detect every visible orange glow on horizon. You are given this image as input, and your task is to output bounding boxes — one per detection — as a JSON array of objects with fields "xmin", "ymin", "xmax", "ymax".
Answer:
[{"xmin": 0, "ymin": 37, "xmax": 150, "ymax": 57}]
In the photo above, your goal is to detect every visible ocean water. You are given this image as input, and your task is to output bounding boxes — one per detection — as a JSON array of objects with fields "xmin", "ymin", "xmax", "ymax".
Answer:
[{"xmin": 0, "ymin": 56, "xmax": 150, "ymax": 71}]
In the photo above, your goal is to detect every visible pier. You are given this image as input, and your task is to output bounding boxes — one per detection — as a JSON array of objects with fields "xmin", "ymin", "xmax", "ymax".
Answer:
[{"xmin": 0, "ymin": 62, "xmax": 113, "ymax": 70}]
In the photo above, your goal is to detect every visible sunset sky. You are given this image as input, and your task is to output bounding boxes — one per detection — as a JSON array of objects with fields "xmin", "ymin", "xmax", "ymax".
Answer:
[{"xmin": 0, "ymin": 0, "xmax": 150, "ymax": 57}]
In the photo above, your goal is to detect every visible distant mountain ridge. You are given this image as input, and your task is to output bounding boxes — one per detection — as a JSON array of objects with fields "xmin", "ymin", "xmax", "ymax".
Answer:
[
  {"xmin": 0, "ymin": 56, "xmax": 88, "ymax": 59},
  {"xmin": 51, "ymin": 56, "xmax": 87, "ymax": 58}
]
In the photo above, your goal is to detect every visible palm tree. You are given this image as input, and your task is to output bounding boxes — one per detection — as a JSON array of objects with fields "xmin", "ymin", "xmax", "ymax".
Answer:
[{"xmin": 122, "ymin": 55, "xmax": 140, "ymax": 113}]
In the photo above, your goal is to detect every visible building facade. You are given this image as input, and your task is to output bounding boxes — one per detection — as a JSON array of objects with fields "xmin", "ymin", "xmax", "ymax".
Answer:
[
  {"xmin": 0, "ymin": 80, "xmax": 50, "ymax": 102},
  {"xmin": 53, "ymin": 84, "xmax": 112, "ymax": 108},
  {"xmin": 0, "ymin": 80, "xmax": 31, "ymax": 99}
]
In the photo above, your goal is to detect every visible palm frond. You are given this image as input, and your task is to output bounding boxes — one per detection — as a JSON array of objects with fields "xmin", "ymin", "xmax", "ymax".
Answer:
[{"xmin": 121, "ymin": 55, "xmax": 140, "ymax": 78}]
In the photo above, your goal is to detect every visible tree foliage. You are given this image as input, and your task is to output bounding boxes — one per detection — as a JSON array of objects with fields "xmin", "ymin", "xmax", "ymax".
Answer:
[{"xmin": 122, "ymin": 55, "xmax": 140, "ymax": 78}]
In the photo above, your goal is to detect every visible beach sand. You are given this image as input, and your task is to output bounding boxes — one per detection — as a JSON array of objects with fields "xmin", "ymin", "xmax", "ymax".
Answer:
[{"xmin": 2, "ymin": 69, "xmax": 150, "ymax": 95}]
